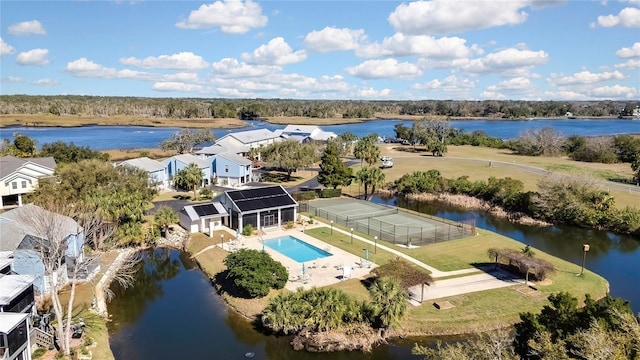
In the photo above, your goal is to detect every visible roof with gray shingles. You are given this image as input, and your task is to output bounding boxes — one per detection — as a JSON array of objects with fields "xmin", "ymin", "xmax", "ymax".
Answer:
[
  {"xmin": 0, "ymin": 204, "xmax": 80, "ymax": 252},
  {"xmin": 215, "ymin": 152, "xmax": 253, "ymax": 166},
  {"xmin": 120, "ymin": 157, "xmax": 165, "ymax": 173},
  {"xmin": 167, "ymin": 154, "xmax": 210, "ymax": 169},
  {"xmin": 0, "ymin": 156, "xmax": 56, "ymax": 181},
  {"xmin": 221, "ymin": 129, "xmax": 279, "ymax": 145}
]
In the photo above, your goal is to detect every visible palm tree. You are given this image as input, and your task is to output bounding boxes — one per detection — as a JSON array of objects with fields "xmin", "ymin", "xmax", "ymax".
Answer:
[
  {"xmin": 154, "ymin": 206, "xmax": 178, "ymax": 238},
  {"xmin": 173, "ymin": 163, "xmax": 203, "ymax": 200},
  {"xmin": 368, "ymin": 167, "xmax": 386, "ymax": 196},
  {"xmin": 368, "ymin": 277, "xmax": 408, "ymax": 329},
  {"xmin": 354, "ymin": 135, "xmax": 380, "ymax": 166}
]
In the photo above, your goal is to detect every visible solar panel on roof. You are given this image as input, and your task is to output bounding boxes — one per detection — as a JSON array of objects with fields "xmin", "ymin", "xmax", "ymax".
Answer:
[
  {"xmin": 227, "ymin": 186, "xmax": 296, "ymax": 212},
  {"xmin": 193, "ymin": 204, "xmax": 219, "ymax": 217}
]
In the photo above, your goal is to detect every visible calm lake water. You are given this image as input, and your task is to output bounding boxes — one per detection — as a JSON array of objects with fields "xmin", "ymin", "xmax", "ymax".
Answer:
[
  {"xmin": 2, "ymin": 118, "xmax": 639, "ymax": 150},
  {"xmin": 107, "ymin": 198, "xmax": 639, "ymax": 359}
]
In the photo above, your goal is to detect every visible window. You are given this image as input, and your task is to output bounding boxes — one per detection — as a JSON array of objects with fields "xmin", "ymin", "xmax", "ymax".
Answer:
[
  {"xmin": 11, "ymin": 182, "xmax": 17, "ymax": 189},
  {"xmin": 225, "ymin": 165, "xmax": 229, "ymax": 173},
  {"xmin": 21, "ymin": 181, "xmax": 27, "ymax": 188}
]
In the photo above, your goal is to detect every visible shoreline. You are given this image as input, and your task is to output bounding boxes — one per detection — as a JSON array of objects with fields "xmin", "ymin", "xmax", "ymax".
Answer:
[{"xmin": 0, "ymin": 113, "xmax": 628, "ymax": 129}]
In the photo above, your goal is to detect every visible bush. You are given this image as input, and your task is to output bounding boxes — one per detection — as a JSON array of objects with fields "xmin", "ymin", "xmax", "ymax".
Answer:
[
  {"xmin": 285, "ymin": 221, "xmax": 294, "ymax": 229},
  {"xmin": 199, "ymin": 188, "xmax": 213, "ymax": 199},
  {"xmin": 224, "ymin": 249, "xmax": 288, "ymax": 298},
  {"xmin": 295, "ymin": 190, "xmax": 317, "ymax": 201},
  {"xmin": 320, "ymin": 188, "xmax": 342, "ymax": 198},
  {"xmin": 32, "ymin": 348, "xmax": 47, "ymax": 359},
  {"xmin": 242, "ymin": 224, "xmax": 254, "ymax": 236}
]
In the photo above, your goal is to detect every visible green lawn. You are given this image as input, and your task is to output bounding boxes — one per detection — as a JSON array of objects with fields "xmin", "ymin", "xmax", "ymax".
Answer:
[{"xmin": 306, "ymin": 225, "xmax": 609, "ymax": 335}]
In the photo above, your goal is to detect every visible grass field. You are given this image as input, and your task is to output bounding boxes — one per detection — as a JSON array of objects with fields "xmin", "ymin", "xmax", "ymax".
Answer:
[{"xmin": 372, "ymin": 144, "xmax": 639, "ymax": 209}]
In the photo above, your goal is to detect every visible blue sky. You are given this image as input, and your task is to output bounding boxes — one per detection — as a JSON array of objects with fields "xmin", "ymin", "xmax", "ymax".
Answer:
[{"xmin": 1, "ymin": 0, "xmax": 639, "ymax": 100}]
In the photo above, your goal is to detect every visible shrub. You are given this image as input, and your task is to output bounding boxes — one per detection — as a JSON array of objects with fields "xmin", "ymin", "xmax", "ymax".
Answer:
[
  {"xmin": 320, "ymin": 188, "xmax": 342, "ymax": 198},
  {"xmin": 224, "ymin": 249, "xmax": 288, "ymax": 298},
  {"xmin": 308, "ymin": 215, "xmax": 315, "ymax": 224},
  {"xmin": 285, "ymin": 221, "xmax": 294, "ymax": 229},
  {"xmin": 199, "ymin": 188, "xmax": 213, "ymax": 199},
  {"xmin": 242, "ymin": 224, "xmax": 254, "ymax": 236}
]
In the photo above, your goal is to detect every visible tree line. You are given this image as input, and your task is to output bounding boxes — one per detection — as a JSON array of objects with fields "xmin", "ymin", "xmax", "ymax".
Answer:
[{"xmin": 1, "ymin": 95, "xmax": 637, "ymax": 119}]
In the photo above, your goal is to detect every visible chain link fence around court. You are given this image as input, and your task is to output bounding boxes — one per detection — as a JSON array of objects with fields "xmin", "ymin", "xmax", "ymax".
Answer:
[{"xmin": 299, "ymin": 201, "xmax": 476, "ymax": 246}]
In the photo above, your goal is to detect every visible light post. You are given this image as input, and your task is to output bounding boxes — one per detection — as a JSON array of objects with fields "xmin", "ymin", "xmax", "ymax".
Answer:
[
  {"xmin": 350, "ymin": 228, "xmax": 354, "ymax": 244},
  {"xmin": 580, "ymin": 244, "xmax": 590, "ymax": 276},
  {"xmin": 220, "ymin": 234, "xmax": 224, "ymax": 250},
  {"xmin": 374, "ymin": 236, "xmax": 378, "ymax": 254},
  {"xmin": 330, "ymin": 220, "xmax": 334, "ymax": 235},
  {"xmin": 363, "ymin": 249, "xmax": 369, "ymax": 261}
]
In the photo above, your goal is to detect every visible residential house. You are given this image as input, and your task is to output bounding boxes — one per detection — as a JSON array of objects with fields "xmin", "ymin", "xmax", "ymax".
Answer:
[
  {"xmin": 0, "ymin": 204, "xmax": 84, "ymax": 294},
  {"xmin": 0, "ymin": 312, "xmax": 31, "ymax": 360},
  {"xmin": 179, "ymin": 202, "xmax": 228, "ymax": 234},
  {"xmin": 163, "ymin": 154, "xmax": 211, "ymax": 187},
  {"xmin": 0, "ymin": 156, "xmax": 55, "ymax": 209},
  {"xmin": 119, "ymin": 157, "xmax": 168, "ymax": 190},
  {"xmin": 217, "ymin": 185, "xmax": 298, "ymax": 231},
  {"xmin": 0, "ymin": 274, "xmax": 36, "ymax": 314},
  {"xmin": 212, "ymin": 153, "xmax": 253, "ymax": 187},
  {"xmin": 276, "ymin": 125, "xmax": 338, "ymax": 143},
  {"xmin": 214, "ymin": 129, "xmax": 281, "ymax": 157}
]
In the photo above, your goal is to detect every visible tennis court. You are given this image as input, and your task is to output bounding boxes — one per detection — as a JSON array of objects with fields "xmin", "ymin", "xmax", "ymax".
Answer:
[{"xmin": 300, "ymin": 198, "xmax": 475, "ymax": 246}]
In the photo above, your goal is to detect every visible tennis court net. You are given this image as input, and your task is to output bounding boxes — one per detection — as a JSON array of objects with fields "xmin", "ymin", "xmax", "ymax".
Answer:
[{"xmin": 346, "ymin": 208, "xmax": 398, "ymax": 222}]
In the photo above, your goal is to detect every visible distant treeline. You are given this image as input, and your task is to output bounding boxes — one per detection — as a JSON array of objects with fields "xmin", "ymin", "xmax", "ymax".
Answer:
[{"xmin": 1, "ymin": 95, "xmax": 638, "ymax": 120}]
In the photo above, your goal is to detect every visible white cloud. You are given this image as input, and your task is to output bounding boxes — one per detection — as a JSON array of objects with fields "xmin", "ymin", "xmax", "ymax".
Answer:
[
  {"xmin": 614, "ymin": 59, "xmax": 640, "ymax": 69},
  {"xmin": 542, "ymin": 90, "xmax": 588, "ymax": 101},
  {"xmin": 357, "ymin": 87, "xmax": 393, "ymax": 98},
  {"xmin": 412, "ymin": 75, "xmax": 476, "ymax": 98},
  {"xmin": 304, "ymin": 27, "xmax": 366, "ymax": 53},
  {"xmin": 65, "ymin": 58, "xmax": 151, "ymax": 79},
  {"xmin": 16, "ymin": 49, "xmax": 50, "ymax": 66},
  {"xmin": 161, "ymin": 72, "xmax": 201, "ymax": 83},
  {"xmin": 616, "ymin": 42, "xmax": 640, "ymax": 58},
  {"xmin": 591, "ymin": 85, "xmax": 638, "ymax": 99},
  {"xmin": 346, "ymin": 59, "xmax": 422, "ymax": 79},
  {"xmin": 463, "ymin": 48, "xmax": 549, "ymax": 75},
  {"xmin": 553, "ymin": 70, "xmax": 625, "ymax": 85},
  {"xmin": 485, "ymin": 77, "xmax": 535, "ymax": 94},
  {"xmin": 0, "ymin": 37, "xmax": 16, "ymax": 57},
  {"xmin": 356, "ymin": 34, "xmax": 472, "ymax": 59},
  {"xmin": 388, "ymin": 0, "xmax": 530, "ymax": 35},
  {"xmin": 596, "ymin": 7, "xmax": 640, "ymax": 28},
  {"xmin": 176, "ymin": 0, "xmax": 267, "ymax": 34},
  {"xmin": 241, "ymin": 37, "xmax": 307, "ymax": 65},
  {"xmin": 209, "ymin": 72, "xmax": 353, "ymax": 98},
  {"xmin": 33, "ymin": 78, "xmax": 59, "ymax": 86},
  {"xmin": 152, "ymin": 82, "xmax": 205, "ymax": 92},
  {"xmin": 119, "ymin": 52, "xmax": 209, "ymax": 70},
  {"xmin": 212, "ymin": 58, "xmax": 279, "ymax": 78},
  {"xmin": 479, "ymin": 91, "xmax": 507, "ymax": 100},
  {"xmin": 1, "ymin": 76, "xmax": 23, "ymax": 83},
  {"xmin": 8, "ymin": 20, "xmax": 46, "ymax": 36}
]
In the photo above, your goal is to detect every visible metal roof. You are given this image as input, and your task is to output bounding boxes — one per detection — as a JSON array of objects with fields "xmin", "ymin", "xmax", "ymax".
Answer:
[
  {"xmin": 0, "ymin": 274, "xmax": 35, "ymax": 305},
  {"xmin": 166, "ymin": 154, "xmax": 210, "ymax": 169},
  {"xmin": 0, "ymin": 312, "xmax": 29, "ymax": 334},
  {"xmin": 226, "ymin": 185, "xmax": 297, "ymax": 212},
  {"xmin": 0, "ymin": 156, "xmax": 56, "ymax": 181},
  {"xmin": 120, "ymin": 157, "xmax": 165, "ymax": 173},
  {"xmin": 183, "ymin": 202, "xmax": 227, "ymax": 221},
  {"xmin": 215, "ymin": 152, "xmax": 253, "ymax": 166}
]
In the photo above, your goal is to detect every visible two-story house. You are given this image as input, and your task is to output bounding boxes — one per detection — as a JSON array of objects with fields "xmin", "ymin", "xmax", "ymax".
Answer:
[
  {"xmin": 119, "ymin": 157, "xmax": 168, "ymax": 190},
  {"xmin": 0, "ymin": 156, "xmax": 55, "ymax": 209},
  {"xmin": 211, "ymin": 152, "xmax": 253, "ymax": 187},
  {"xmin": 0, "ymin": 312, "xmax": 31, "ymax": 360},
  {"xmin": 0, "ymin": 204, "xmax": 84, "ymax": 294},
  {"xmin": 163, "ymin": 154, "xmax": 211, "ymax": 188}
]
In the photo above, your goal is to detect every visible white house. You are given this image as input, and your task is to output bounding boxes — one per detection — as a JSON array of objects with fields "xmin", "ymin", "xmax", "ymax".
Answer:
[
  {"xmin": 276, "ymin": 125, "xmax": 338, "ymax": 142},
  {"xmin": 119, "ymin": 157, "xmax": 168, "ymax": 190},
  {"xmin": 0, "ymin": 156, "xmax": 55, "ymax": 209},
  {"xmin": 178, "ymin": 202, "xmax": 228, "ymax": 234},
  {"xmin": 215, "ymin": 129, "xmax": 281, "ymax": 156},
  {"xmin": 0, "ymin": 312, "xmax": 32, "ymax": 360}
]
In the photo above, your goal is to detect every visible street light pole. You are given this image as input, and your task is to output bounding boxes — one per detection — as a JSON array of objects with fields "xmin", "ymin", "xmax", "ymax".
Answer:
[
  {"xmin": 580, "ymin": 244, "xmax": 590, "ymax": 275},
  {"xmin": 220, "ymin": 234, "xmax": 224, "ymax": 251},
  {"xmin": 350, "ymin": 228, "xmax": 354, "ymax": 244},
  {"xmin": 374, "ymin": 236, "xmax": 377, "ymax": 254},
  {"xmin": 330, "ymin": 220, "xmax": 333, "ymax": 235}
]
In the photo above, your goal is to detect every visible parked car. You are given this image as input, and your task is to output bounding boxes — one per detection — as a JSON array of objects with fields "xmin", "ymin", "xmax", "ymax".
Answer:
[{"xmin": 381, "ymin": 160, "xmax": 394, "ymax": 168}]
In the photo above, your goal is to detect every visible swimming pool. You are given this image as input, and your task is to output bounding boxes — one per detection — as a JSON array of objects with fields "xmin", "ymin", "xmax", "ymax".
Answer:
[{"xmin": 263, "ymin": 235, "xmax": 332, "ymax": 263}]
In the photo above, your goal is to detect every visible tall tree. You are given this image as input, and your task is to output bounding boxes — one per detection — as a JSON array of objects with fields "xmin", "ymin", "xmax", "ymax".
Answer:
[
  {"xmin": 160, "ymin": 128, "xmax": 215, "ymax": 154},
  {"xmin": 355, "ymin": 166, "xmax": 385, "ymax": 199},
  {"xmin": 414, "ymin": 118, "xmax": 449, "ymax": 156},
  {"xmin": 317, "ymin": 141, "xmax": 353, "ymax": 189},
  {"xmin": 353, "ymin": 134, "xmax": 381, "ymax": 166},
  {"xmin": 261, "ymin": 139, "xmax": 316, "ymax": 180},
  {"xmin": 40, "ymin": 141, "xmax": 109, "ymax": 163},
  {"xmin": 173, "ymin": 163, "xmax": 204, "ymax": 200}
]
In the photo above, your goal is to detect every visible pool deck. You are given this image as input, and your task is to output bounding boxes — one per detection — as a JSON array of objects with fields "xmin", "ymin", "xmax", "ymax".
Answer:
[{"xmin": 227, "ymin": 224, "xmax": 376, "ymax": 291}]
